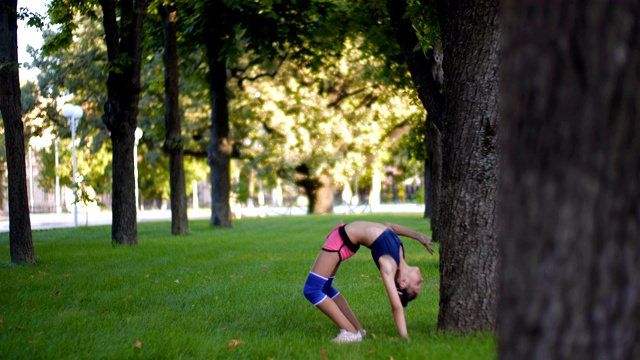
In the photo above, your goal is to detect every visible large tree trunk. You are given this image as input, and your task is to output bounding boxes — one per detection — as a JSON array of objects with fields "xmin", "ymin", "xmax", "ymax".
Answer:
[
  {"xmin": 435, "ymin": 0, "xmax": 500, "ymax": 332},
  {"xmin": 499, "ymin": 2, "xmax": 640, "ymax": 358},
  {"xmin": 205, "ymin": 37, "xmax": 232, "ymax": 228},
  {"xmin": 99, "ymin": 0, "xmax": 146, "ymax": 245},
  {"xmin": 161, "ymin": 4, "xmax": 189, "ymax": 235},
  {"xmin": 388, "ymin": 1, "xmax": 500, "ymax": 331},
  {"xmin": 0, "ymin": 0, "xmax": 34, "ymax": 263}
]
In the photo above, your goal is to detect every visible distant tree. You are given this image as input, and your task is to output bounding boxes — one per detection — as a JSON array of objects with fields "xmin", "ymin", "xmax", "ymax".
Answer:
[
  {"xmin": 47, "ymin": 0, "xmax": 147, "ymax": 245},
  {"xmin": 499, "ymin": 2, "xmax": 640, "ymax": 358},
  {"xmin": 196, "ymin": 0, "xmax": 349, "ymax": 225},
  {"xmin": 0, "ymin": 0, "xmax": 34, "ymax": 263},
  {"xmin": 243, "ymin": 45, "xmax": 422, "ymax": 214},
  {"xmin": 201, "ymin": 0, "xmax": 233, "ymax": 226},
  {"xmin": 385, "ymin": 0, "xmax": 442, "ymax": 220},
  {"xmin": 159, "ymin": 3, "xmax": 188, "ymax": 235},
  {"xmin": 98, "ymin": 0, "xmax": 147, "ymax": 245}
]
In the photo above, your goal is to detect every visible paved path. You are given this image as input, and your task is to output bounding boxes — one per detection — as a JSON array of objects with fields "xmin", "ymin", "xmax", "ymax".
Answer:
[{"xmin": 0, "ymin": 203, "xmax": 425, "ymax": 232}]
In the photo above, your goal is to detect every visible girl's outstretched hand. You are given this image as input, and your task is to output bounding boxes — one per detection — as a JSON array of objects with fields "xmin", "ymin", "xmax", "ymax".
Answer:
[{"xmin": 420, "ymin": 234, "xmax": 434, "ymax": 254}]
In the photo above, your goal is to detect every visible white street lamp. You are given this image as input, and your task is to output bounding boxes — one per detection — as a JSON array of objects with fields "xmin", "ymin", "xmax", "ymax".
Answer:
[
  {"xmin": 134, "ymin": 127, "xmax": 143, "ymax": 212},
  {"xmin": 61, "ymin": 103, "xmax": 83, "ymax": 227}
]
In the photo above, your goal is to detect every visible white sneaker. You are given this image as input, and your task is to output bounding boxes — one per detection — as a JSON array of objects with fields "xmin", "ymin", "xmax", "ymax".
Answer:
[
  {"xmin": 358, "ymin": 329, "xmax": 366, "ymax": 339},
  {"xmin": 332, "ymin": 329, "xmax": 362, "ymax": 343}
]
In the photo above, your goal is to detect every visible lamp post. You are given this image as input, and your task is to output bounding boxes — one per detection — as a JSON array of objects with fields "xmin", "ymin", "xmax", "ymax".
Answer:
[
  {"xmin": 134, "ymin": 127, "xmax": 143, "ymax": 212},
  {"xmin": 61, "ymin": 103, "xmax": 83, "ymax": 227}
]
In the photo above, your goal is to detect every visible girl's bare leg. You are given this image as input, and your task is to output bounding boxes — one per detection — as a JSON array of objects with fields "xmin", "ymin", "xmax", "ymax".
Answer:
[
  {"xmin": 310, "ymin": 251, "xmax": 362, "ymax": 333},
  {"xmin": 331, "ymin": 294, "xmax": 362, "ymax": 331},
  {"xmin": 316, "ymin": 298, "xmax": 358, "ymax": 333}
]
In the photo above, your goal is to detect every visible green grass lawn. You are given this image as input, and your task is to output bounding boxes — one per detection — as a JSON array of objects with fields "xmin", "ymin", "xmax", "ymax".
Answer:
[{"xmin": 0, "ymin": 213, "xmax": 495, "ymax": 359}]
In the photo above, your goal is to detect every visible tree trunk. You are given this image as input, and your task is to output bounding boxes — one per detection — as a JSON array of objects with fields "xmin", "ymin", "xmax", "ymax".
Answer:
[
  {"xmin": 294, "ymin": 165, "xmax": 333, "ymax": 215},
  {"xmin": 313, "ymin": 174, "xmax": 334, "ymax": 214},
  {"xmin": 205, "ymin": 37, "xmax": 232, "ymax": 228},
  {"xmin": 295, "ymin": 175, "xmax": 318, "ymax": 215},
  {"xmin": 161, "ymin": 4, "xmax": 189, "ymax": 235},
  {"xmin": 435, "ymin": 0, "xmax": 500, "ymax": 332},
  {"xmin": 0, "ymin": 0, "xmax": 35, "ymax": 264},
  {"xmin": 499, "ymin": 2, "xmax": 640, "ymax": 359},
  {"xmin": 99, "ymin": 0, "xmax": 146, "ymax": 245}
]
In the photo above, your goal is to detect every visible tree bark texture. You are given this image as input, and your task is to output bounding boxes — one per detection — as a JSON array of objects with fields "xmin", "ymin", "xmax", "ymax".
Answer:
[
  {"xmin": 205, "ymin": 36, "xmax": 232, "ymax": 228},
  {"xmin": 435, "ymin": 0, "xmax": 500, "ymax": 332},
  {"xmin": 499, "ymin": 2, "xmax": 640, "ymax": 359},
  {"xmin": 0, "ymin": 0, "xmax": 35, "ymax": 263},
  {"xmin": 161, "ymin": 4, "xmax": 189, "ymax": 235},
  {"xmin": 99, "ymin": 0, "xmax": 146, "ymax": 245}
]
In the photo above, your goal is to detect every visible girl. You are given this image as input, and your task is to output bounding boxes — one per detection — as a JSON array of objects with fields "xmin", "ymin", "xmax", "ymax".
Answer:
[{"xmin": 303, "ymin": 221, "xmax": 434, "ymax": 343}]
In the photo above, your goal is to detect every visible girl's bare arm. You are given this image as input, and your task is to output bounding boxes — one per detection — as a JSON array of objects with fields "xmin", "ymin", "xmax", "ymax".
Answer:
[
  {"xmin": 379, "ymin": 260, "xmax": 408, "ymax": 338},
  {"xmin": 384, "ymin": 222, "xmax": 434, "ymax": 254}
]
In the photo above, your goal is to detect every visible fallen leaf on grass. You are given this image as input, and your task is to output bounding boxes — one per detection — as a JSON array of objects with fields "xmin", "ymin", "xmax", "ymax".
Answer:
[
  {"xmin": 227, "ymin": 339, "xmax": 243, "ymax": 352},
  {"xmin": 134, "ymin": 341, "xmax": 142, "ymax": 349},
  {"xmin": 320, "ymin": 348, "xmax": 328, "ymax": 360}
]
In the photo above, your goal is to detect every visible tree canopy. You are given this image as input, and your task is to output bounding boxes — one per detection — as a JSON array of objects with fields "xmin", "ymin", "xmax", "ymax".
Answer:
[{"xmin": 24, "ymin": 0, "xmax": 426, "ymax": 218}]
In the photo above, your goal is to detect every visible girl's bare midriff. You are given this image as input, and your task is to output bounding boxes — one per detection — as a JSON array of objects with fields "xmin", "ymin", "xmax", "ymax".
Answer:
[{"xmin": 343, "ymin": 221, "xmax": 388, "ymax": 248}]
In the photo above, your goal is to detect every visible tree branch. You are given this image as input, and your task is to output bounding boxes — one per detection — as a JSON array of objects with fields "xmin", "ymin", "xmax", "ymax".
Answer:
[
  {"xmin": 327, "ymin": 87, "xmax": 367, "ymax": 108},
  {"xmin": 231, "ymin": 52, "xmax": 289, "ymax": 90}
]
